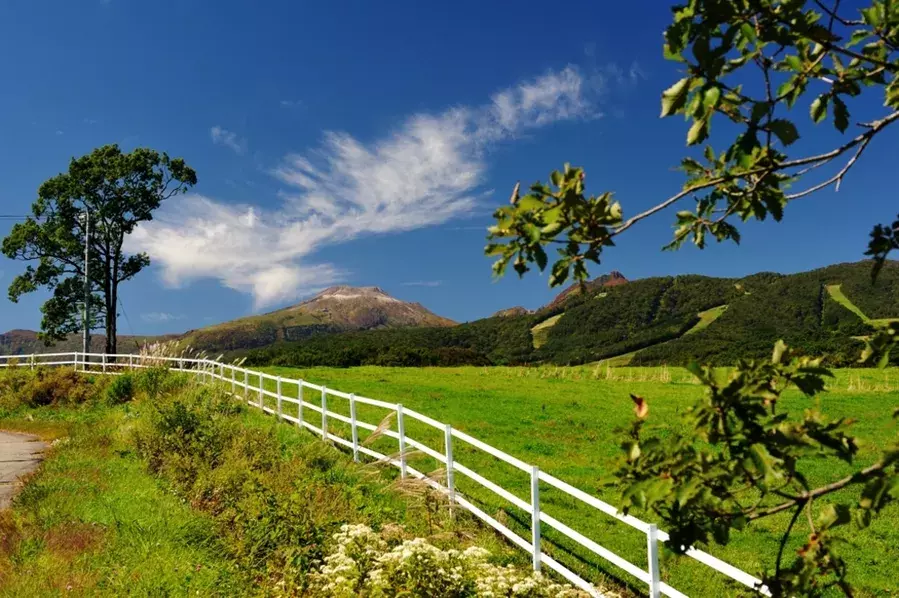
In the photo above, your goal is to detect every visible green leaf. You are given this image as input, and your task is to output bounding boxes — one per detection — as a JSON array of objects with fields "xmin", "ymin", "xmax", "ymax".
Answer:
[
  {"xmin": 810, "ymin": 95, "xmax": 828, "ymax": 123},
  {"xmin": 832, "ymin": 96, "xmax": 850, "ymax": 133},
  {"xmin": 533, "ymin": 244, "xmax": 548, "ymax": 271},
  {"xmin": 750, "ymin": 102, "xmax": 769, "ymax": 125},
  {"xmin": 886, "ymin": 79, "xmax": 899, "ymax": 109},
  {"xmin": 817, "ymin": 504, "xmax": 851, "ymax": 530},
  {"xmin": 848, "ymin": 29, "xmax": 870, "ymax": 47},
  {"xmin": 784, "ymin": 55, "xmax": 802, "ymax": 71},
  {"xmin": 769, "ymin": 119, "xmax": 800, "ymax": 146},
  {"xmin": 661, "ymin": 77, "xmax": 692, "ymax": 117},
  {"xmin": 687, "ymin": 118, "xmax": 709, "ymax": 145},
  {"xmin": 549, "ymin": 260, "xmax": 571, "ymax": 287},
  {"xmin": 517, "ymin": 195, "xmax": 545, "ymax": 211},
  {"xmin": 702, "ymin": 86, "xmax": 721, "ymax": 112}
]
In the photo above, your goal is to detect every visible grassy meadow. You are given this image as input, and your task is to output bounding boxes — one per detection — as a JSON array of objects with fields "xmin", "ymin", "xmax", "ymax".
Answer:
[
  {"xmin": 0, "ymin": 369, "xmax": 534, "ymax": 597},
  {"xmin": 255, "ymin": 364, "xmax": 899, "ymax": 597}
]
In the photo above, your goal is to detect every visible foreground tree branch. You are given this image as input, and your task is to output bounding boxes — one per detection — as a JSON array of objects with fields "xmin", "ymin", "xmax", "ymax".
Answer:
[{"xmin": 485, "ymin": 2, "xmax": 899, "ymax": 595}]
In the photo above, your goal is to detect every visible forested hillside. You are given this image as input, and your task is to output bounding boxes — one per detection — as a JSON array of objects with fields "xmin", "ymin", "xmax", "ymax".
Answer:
[{"xmin": 245, "ymin": 261, "xmax": 898, "ymax": 368}]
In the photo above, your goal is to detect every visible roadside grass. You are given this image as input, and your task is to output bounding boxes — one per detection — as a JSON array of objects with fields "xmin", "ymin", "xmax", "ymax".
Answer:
[
  {"xmin": 1, "ymin": 369, "xmax": 559, "ymax": 597},
  {"xmin": 0, "ymin": 406, "xmax": 241, "ymax": 596},
  {"xmin": 258, "ymin": 364, "xmax": 899, "ymax": 597}
]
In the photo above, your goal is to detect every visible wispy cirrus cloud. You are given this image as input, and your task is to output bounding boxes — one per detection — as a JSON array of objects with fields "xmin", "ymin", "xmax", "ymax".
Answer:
[
  {"xmin": 210, "ymin": 126, "xmax": 247, "ymax": 155},
  {"xmin": 131, "ymin": 65, "xmax": 627, "ymax": 308},
  {"xmin": 141, "ymin": 312, "xmax": 186, "ymax": 323}
]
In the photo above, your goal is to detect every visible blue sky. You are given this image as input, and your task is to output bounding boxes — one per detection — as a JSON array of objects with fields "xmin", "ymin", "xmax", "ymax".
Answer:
[{"xmin": 0, "ymin": 0, "xmax": 895, "ymax": 336}]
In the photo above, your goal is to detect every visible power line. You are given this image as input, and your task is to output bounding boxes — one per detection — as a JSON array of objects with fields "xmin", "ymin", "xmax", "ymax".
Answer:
[{"xmin": 117, "ymin": 296, "xmax": 136, "ymax": 338}]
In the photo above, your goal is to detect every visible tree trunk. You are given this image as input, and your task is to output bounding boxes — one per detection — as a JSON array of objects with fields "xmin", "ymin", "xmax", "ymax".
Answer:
[
  {"xmin": 106, "ymin": 286, "xmax": 117, "ymax": 355},
  {"xmin": 104, "ymin": 251, "xmax": 116, "ymax": 356}
]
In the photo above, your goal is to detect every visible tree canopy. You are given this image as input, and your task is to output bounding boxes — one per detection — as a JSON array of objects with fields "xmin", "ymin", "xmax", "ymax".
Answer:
[{"xmin": 2, "ymin": 144, "xmax": 197, "ymax": 353}]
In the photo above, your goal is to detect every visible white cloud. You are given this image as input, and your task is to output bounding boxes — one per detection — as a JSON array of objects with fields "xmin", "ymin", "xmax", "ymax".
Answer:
[
  {"xmin": 280, "ymin": 99, "xmax": 303, "ymax": 108},
  {"xmin": 401, "ymin": 281, "xmax": 443, "ymax": 287},
  {"xmin": 141, "ymin": 312, "xmax": 186, "ymax": 323},
  {"xmin": 210, "ymin": 126, "xmax": 247, "ymax": 155},
  {"xmin": 131, "ymin": 66, "xmax": 611, "ymax": 308}
]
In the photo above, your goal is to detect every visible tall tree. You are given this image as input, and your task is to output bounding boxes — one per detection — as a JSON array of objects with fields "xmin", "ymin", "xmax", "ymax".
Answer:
[
  {"xmin": 486, "ymin": 1, "xmax": 898, "ymax": 595},
  {"xmin": 2, "ymin": 144, "xmax": 196, "ymax": 354}
]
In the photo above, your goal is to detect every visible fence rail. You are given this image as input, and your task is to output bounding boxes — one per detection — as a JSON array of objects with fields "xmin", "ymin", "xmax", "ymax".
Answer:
[{"xmin": 0, "ymin": 352, "xmax": 770, "ymax": 598}]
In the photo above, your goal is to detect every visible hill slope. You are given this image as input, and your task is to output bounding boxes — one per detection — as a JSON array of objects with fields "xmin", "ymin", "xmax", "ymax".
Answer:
[
  {"xmin": 0, "ymin": 330, "xmax": 161, "ymax": 356},
  {"xmin": 180, "ymin": 286, "xmax": 456, "ymax": 352},
  {"xmin": 244, "ymin": 261, "xmax": 899, "ymax": 368}
]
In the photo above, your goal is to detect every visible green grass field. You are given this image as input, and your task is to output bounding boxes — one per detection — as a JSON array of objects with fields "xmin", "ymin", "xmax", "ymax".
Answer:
[{"xmin": 254, "ymin": 364, "xmax": 899, "ymax": 597}]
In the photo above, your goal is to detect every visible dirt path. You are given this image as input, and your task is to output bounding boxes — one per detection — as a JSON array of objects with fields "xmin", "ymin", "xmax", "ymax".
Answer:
[{"xmin": 0, "ymin": 431, "xmax": 47, "ymax": 509}]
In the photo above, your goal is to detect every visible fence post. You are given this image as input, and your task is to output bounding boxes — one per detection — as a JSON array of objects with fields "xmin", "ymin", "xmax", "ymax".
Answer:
[
  {"xmin": 297, "ymin": 380, "xmax": 304, "ymax": 427},
  {"xmin": 243, "ymin": 370, "xmax": 248, "ymax": 401},
  {"xmin": 444, "ymin": 424, "xmax": 455, "ymax": 513},
  {"xmin": 231, "ymin": 367, "xmax": 235, "ymax": 394},
  {"xmin": 276, "ymin": 376, "xmax": 283, "ymax": 419},
  {"xmin": 397, "ymin": 404, "xmax": 407, "ymax": 479},
  {"xmin": 30, "ymin": 354, "xmax": 34, "ymax": 371},
  {"xmin": 321, "ymin": 386, "xmax": 328, "ymax": 441},
  {"xmin": 102, "ymin": 354, "xmax": 106, "ymax": 374},
  {"xmin": 647, "ymin": 524, "xmax": 661, "ymax": 598},
  {"xmin": 530, "ymin": 465, "xmax": 542, "ymax": 572},
  {"xmin": 258, "ymin": 374, "xmax": 263, "ymax": 408},
  {"xmin": 349, "ymin": 393, "xmax": 359, "ymax": 462},
  {"xmin": 129, "ymin": 354, "xmax": 133, "ymax": 371}
]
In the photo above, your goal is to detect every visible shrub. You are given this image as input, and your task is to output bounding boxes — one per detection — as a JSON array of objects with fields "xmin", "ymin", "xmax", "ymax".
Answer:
[
  {"xmin": 135, "ymin": 366, "xmax": 188, "ymax": 400},
  {"xmin": 0, "ymin": 367, "xmax": 105, "ymax": 411},
  {"xmin": 104, "ymin": 374, "xmax": 135, "ymax": 405}
]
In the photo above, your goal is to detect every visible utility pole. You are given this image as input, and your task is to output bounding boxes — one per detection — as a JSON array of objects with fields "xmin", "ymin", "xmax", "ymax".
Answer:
[{"xmin": 82, "ymin": 209, "xmax": 91, "ymax": 355}]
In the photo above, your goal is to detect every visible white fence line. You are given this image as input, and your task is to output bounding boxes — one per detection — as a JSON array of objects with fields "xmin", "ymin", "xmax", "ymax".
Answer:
[{"xmin": 0, "ymin": 352, "xmax": 770, "ymax": 598}]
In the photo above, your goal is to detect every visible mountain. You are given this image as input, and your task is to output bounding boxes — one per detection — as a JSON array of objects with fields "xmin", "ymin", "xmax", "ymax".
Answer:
[
  {"xmin": 544, "ymin": 270, "xmax": 627, "ymax": 310},
  {"xmin": 179, "ymin": 286, "xmax": 456, "ymax": 353},
  {"xmin": 242, "ymin": 261, "xmax": 899, "ymax": 368},
  {"xmin": 0, "ymin": 330, "xmax": 160, "ymax": 356}
]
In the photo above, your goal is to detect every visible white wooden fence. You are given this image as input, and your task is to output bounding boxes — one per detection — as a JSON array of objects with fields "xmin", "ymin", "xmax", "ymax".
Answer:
[{"xmin": 0, "ymin": 352, "xmax": 770, "ymax": 598}]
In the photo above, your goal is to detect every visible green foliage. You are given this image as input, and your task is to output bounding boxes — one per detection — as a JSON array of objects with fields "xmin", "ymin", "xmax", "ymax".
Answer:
[
  {"xmin": 537, "ymin": 275, "xmax": 739, "ymax": 364},
  {"xmin": 245, "ymin": 315, "xmax": 535, "ymax": 368},
  {"xmin": 1, "ymin": 144, "xmax": 196, "ymax": 353},
  {"xmin": 486, "ymin": 165, "xmax": 622, "ymax": 287},
  {"xmin": 633, "ymin": 262, "xmax": 899, "ymax": 367},
  {"xmin": 104, "ymin": 373, "xmax": 135, "ymax": 405}
]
